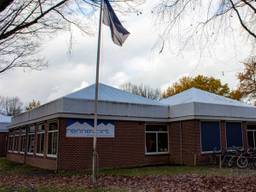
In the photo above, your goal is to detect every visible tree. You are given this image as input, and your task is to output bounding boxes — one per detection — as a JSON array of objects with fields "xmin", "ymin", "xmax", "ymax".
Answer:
[
  {"xmin": 155, "ymin": 0, "xmax": 256, "ymax": 51},
  {"xmin": 162, "ymin": 75, "xmax": 242, "ymax": 100},
  {"xmin": 0, "ymin": 0, "xmax": 92, "ymax": 74},
  {"xmin": 237, "ymin": 56, "xmax": 256, "ymax": 102},
  {"xmin": 120, "ymin": 82, "xmax": 161, "ymax": 100},
  {"xmin": 0, "ymin": 96, "xmax": 23, "ymax": 116},
  {"xmin": 0, "ymin": 0, "xmax": 141, "ymax": 74},
  {"xmin": 25, "ymin": 99, "xmax": 40, "ymax": 111}
]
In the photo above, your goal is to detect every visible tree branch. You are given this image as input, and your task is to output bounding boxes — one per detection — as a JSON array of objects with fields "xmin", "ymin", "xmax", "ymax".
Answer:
[
  {"xmin": 229, "ymin": 0, "xmax": 256, "ymax": 39},
  {"xmin": 0, "ymin": 0, "xmax": 69, "ymax": 40}
]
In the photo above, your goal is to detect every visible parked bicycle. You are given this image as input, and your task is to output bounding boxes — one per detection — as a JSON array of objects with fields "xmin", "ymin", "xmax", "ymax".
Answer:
[{"xmin": 221, "ymin": 147, "xmax": 256, "ymax": 169}]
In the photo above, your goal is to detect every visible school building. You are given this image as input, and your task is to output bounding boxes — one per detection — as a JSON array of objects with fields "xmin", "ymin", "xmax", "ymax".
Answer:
[{"xmin": 6, "ymin": 83, "xmax": 256, "ymax": 170}]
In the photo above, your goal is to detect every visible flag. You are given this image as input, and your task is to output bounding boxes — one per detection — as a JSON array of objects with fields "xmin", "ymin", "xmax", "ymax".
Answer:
[{"xmin": 102, "ymin": 0, "xmax": 130, "ymax": 46}]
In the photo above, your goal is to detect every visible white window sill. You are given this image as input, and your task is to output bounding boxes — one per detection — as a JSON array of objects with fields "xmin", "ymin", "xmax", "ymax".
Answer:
[
  {"xmin": 36, "ymin": 153, "xmax": 44, "ymax": 157},
  {"xmin": 47, "ymin": 154, "xmax": 57, "ymax": 158},
  {"xmin": 145, "ymin": 152, "xmax": 169, "ymax": 156},
  {"xmin": 27, "ymin": 152, "xmax": 34, "ymax": 155},
  {"xmin": 201, "ymin": 150, "xmax": 221, "ymax": 154}
]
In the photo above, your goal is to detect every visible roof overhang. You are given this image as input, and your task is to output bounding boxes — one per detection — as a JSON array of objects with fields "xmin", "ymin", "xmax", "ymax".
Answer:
[{"xmin": 10, "ymin": 97, "xmax": 169, "ymax": 128}]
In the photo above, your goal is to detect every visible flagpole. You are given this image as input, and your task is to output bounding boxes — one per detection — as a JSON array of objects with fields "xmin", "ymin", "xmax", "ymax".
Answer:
[{"xmin": 92, "ymin": 0, "xmax": 103, "ymax": 185}]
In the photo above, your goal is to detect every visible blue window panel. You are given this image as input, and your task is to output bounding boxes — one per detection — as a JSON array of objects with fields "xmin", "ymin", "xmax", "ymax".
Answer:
[
  {"xmin": 201, "ymin": 121, "xmax": 221, "ymax": 152},
  {"xmin": 226, "ymin": 122, "xmax": 242, "ymax": 148}
]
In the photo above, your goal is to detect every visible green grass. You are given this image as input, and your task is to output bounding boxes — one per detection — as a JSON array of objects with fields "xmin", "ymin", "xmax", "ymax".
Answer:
[
  {"xmin": 1, "ymin": 157, "xmax": 256, "ymax": 178},
  {"xmin": 0, "ymin": 158, "xmax": 51, "ymax": 176},
  {"xmin": 99, "ymin": 165, "xmax": 256, "ymax": 177}
]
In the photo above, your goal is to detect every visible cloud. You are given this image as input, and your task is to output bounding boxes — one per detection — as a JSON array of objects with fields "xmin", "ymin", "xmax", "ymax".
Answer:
[{"xmin": 0, "ymin": 0, "xmax": 252, "ymax": 105}]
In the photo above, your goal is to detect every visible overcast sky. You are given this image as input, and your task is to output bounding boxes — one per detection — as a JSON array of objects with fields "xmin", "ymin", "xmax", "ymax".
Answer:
[{"xmin": 0, "ymin": 0, "xmax": 253, "ymax": 106}]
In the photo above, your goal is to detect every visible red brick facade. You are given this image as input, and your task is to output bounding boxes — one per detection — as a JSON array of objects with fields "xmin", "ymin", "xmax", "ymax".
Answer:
[
  {"xmin": 0, "ymin": 133, "xmax": 7, "ymax": 157},
  {"xmin": 7, "ymin": 118, "xmax": 251, "ymax": 170},
  {"xmin": 58, "ymin": 119, "xmax": 170, "ymax": 170}
]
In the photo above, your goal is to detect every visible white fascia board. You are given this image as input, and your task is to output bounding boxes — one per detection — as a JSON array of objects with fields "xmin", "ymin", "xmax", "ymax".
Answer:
[
  {"xmin": 168, "ymin": 102, "xmax": 195, "ymax": 118},
  {"xmin": 11, "ymin": 98, "xmax": 64, "ymax": 126},
  {"xmin": 62, "ymin": 98, "xmax": 169, "ymax": 119},
  {"xmin": 194, "ymin": 102, "xmax": 256, "ymax": 119}
]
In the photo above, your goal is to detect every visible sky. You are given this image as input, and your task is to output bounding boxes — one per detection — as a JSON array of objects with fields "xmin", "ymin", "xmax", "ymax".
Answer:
[{"xmin": 0, "ymin": 0, "xmax": 254, "ymax": 106}]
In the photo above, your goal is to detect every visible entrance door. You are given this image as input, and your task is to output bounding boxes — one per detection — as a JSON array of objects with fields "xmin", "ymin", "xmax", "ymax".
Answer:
[{"xmin": 247, "ymin": 124, "xmax": 256, "ymax": 149}]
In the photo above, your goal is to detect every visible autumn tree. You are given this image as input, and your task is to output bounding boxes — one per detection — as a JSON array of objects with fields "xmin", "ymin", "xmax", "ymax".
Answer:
[
  {"xmin": 120, "ymin": 82, "xmax": 161, "ymax": 100},
  {"xmin": 25, "ymin": 99, "xmax": 40, "ymax": 111},
  {"xmin": 0, "ymin": 96, "xmax": 23, "ymax": 116},
  {"xmin": 162, "ymin": 75, "xmax": 242, "ymax": 100},
  {"xmin": 237, "ymin": 56, "xmax": 256, "ymax": 102}
]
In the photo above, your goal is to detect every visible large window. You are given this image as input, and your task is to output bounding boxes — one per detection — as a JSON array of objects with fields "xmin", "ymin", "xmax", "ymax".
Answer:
[
  {"xmin": 226, "ymin": 122, "xmax": 243, "ymax": 149},
  {"xmin": 19, "ymin": 128, "xmax": 26, "ymax": 153},
  {"xmin": 27, "ymin": 126, "xmax": 35, "ymax": 154},
  {"xmin": 8, "ymin": 130, "xmax": 14, "ymax": 152},
  {"xmin": 13, "ymin": 130, "xmax": 20, "ymax": 152},
  {"xmin": 201, "ymin": 121, "xmax": 221, "ymax": 153},
  {"xmin": 145, "ymin": 125, "xmax": 168, "ymax": 154},
  {"xmin": 47, "ymin": 122, "xmax": 58, "ymax": 157},
  {"xmin": 36, "ymin": 124, "xmax": 45, "ymax": 155},
  {"xmin": 247, "ymin": 125, "xmax": 256, "ymax": 149}
]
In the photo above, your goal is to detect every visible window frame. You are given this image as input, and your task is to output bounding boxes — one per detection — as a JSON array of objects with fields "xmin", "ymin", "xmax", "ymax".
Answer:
[
  {"xmin": 47, "ymin": 121, "xmax": 59, "ymax": 158},
  {"xmin": 225, "ymin": 121, "xmax": 243, "ymax": 150},
  {"xmin": 144, "ymin": 124, "xmax": 169, "ymax": 155},
  {"xmin": 36, "ymin": 124, "xmax": 45, "ymax": 157},
  {"xmin": 200, "ymin": 120, "xmax": 221, "ymax": 154},
  {"xmin": 7, "ymin": 132, "xmax": 14, "ymax": 152},
  {"xmin": 247, "ymin": 124, "xmax": 256, "ymax": 149},
  {"xmin": 19, "ymin": 128, "xmax": 26, "ymax": 154},
  {"xmin": 13, "ymin": 130, "xmax": 20, "ymax": 153},
  {"xmin": 27, "ymin": 126, "xmax": 35, "ymax": 155}
]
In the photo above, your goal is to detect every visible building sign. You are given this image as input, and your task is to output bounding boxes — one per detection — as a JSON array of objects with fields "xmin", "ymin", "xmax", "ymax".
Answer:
[{"xmin": 66, "ymin": 119, "xmax": 115, "ymax": 138}]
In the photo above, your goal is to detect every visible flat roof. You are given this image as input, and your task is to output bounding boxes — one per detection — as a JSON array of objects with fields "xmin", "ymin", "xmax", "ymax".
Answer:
[{"xmin": 9, "ymin": 85, "xmax": 256, "ymax": 128}]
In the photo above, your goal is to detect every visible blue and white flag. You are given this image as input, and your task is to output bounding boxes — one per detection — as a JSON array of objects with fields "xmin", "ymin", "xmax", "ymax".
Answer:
[{"xmin": 102, "ymin": 0, "xmax": 130, "ymax": 46}]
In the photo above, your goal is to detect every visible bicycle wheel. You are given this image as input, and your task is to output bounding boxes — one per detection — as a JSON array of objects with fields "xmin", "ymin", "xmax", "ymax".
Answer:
[
  {"xmin": 227, "ymin": 156, "xmax": 236, "ymax": 168},
  {"xmin": 237, "ymin": 156, "xmax": 248, "ymax": 169}
]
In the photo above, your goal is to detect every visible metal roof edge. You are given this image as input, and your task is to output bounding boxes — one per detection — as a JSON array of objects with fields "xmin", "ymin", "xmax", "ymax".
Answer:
[{"xmin": 8, "ymin": 112, "xmax": 169, "ymax": 129}]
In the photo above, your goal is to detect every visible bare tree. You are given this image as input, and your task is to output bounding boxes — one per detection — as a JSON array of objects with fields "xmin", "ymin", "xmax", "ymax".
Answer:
[
  {"xmin": 120, "ymin": 82, "xmax": 161, "ymax": 100},
  {"xmin": 0, "ymin": 96, "xmax": 23, "ymax": 116},
  {"xmin": 154, "ymin": 0, "xmax": 256, "ymax": 51},
  {"xmin": 0, "ymin": 0, "xmax": 142, "ymax": 74}
]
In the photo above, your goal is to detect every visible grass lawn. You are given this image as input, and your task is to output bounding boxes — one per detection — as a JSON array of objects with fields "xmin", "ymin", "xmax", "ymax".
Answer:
[
  {"xmin": 1, "ymin": 158, "xmax": 256, "ymax": 191},
  {"xmin": 100, "ymin": 164, "xmax": 256, "ymax": 177}
]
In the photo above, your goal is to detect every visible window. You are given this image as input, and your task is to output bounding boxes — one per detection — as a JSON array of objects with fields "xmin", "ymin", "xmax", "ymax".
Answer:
[
  {"xmin": 19, "ymin": 128, "xmax": 26, "ymax": 153},
  {"xmin": 27, "ymin": 126, "xmax": 35, "ymax": 154},
  {"xmin": 36, "ymin": 124, "xmax": 45, "ymax": 155},
  {"xmin": 145, "ymin": 125, "xmax": 168, "ymax": 154},
  {"xmin": 226, "ymin": 122, "xmax": 243, "ymax": 149},
  {"xmin": 247, "ymin": 125, "xmax": 256, "ymax": 149},
  {"xmin": 47, "ymin": 122, "xmax": 58, "ymax": 157},
  {"xmin": 201, "ymin": 121, "xmax": 221, "ymax": 153},
  {"xmin": 8, "ymin": 130, "xmax": 14, "ymax": 152},
  {"xmin": 13, "ymin": 130, "xmax": 20, "ymax": 152}
]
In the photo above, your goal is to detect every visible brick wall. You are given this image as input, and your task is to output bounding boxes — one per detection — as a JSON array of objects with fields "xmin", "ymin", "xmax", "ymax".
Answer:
[
  {"xmin": 0, "ymin": 133, "xmax": 7, "ymax": 157},
  {"xmin": 58, "ymin": 118, "xmax": 170, "ymax": 170}
]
